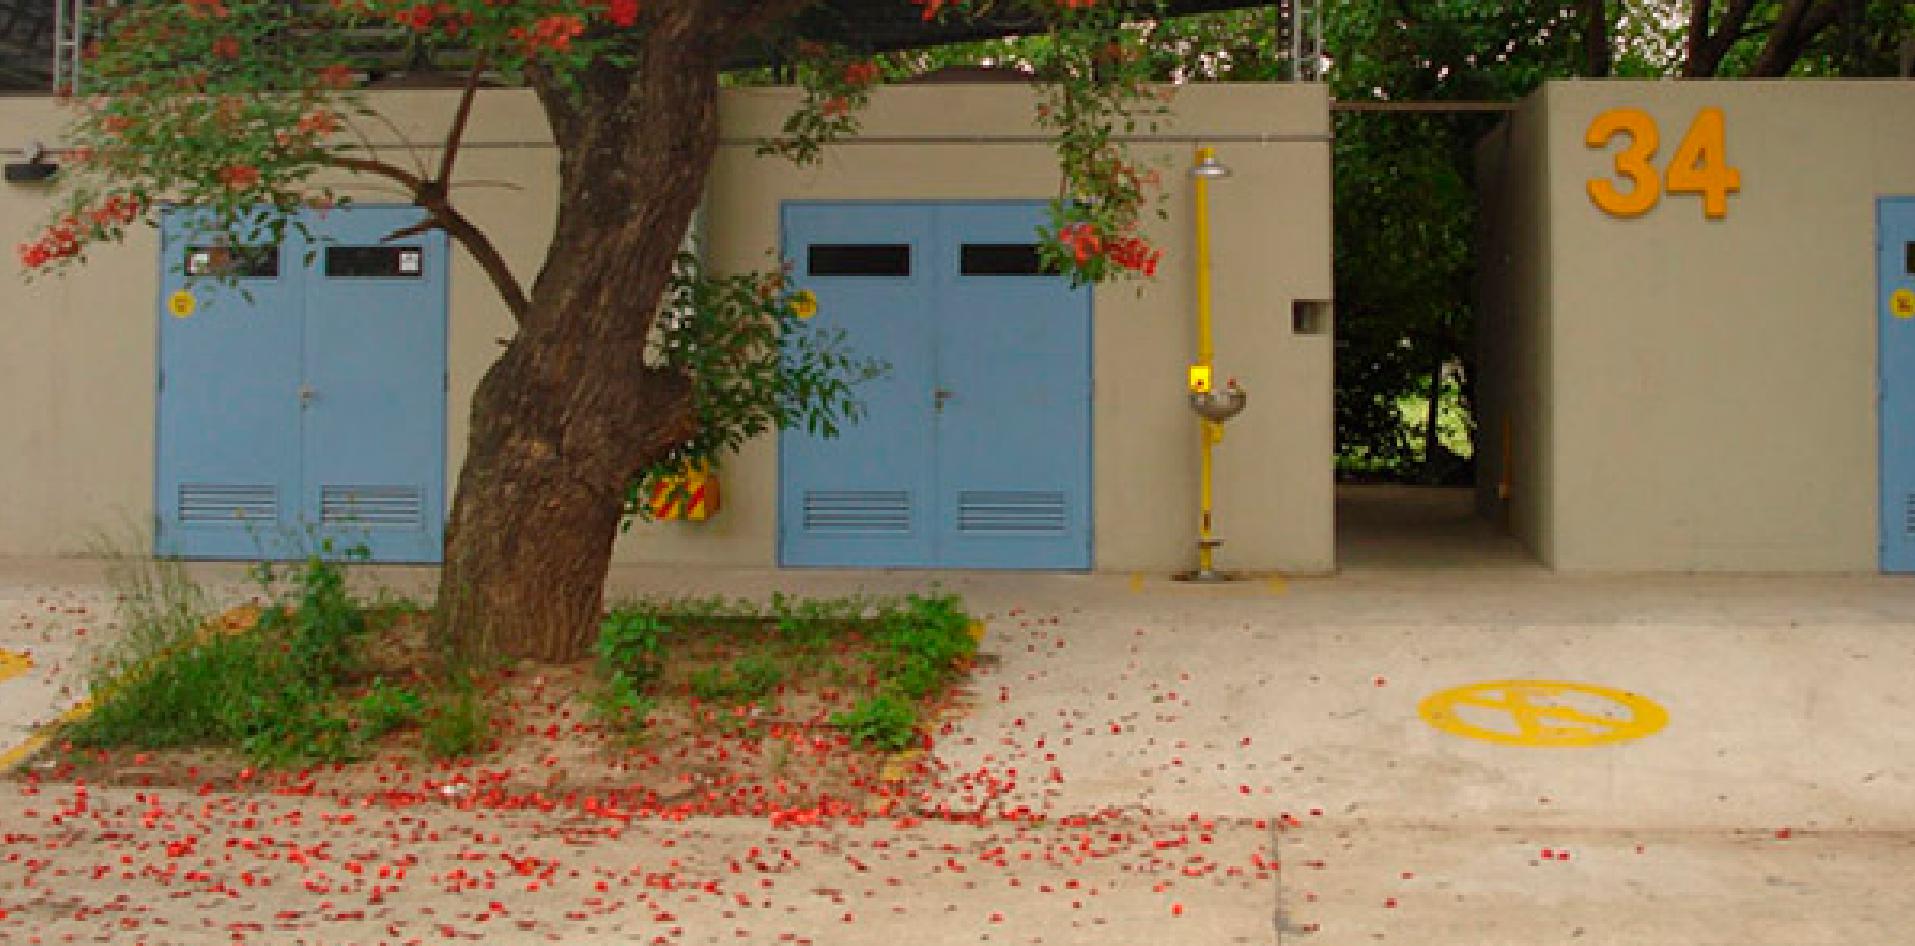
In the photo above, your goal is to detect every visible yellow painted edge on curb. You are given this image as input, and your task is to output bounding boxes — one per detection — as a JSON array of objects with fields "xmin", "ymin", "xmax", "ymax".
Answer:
[{"xmin": 0, "ymin": 699, "xmax": 94, "ymax": 773}]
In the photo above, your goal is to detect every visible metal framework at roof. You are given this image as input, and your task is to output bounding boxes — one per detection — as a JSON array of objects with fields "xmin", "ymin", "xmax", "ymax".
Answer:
[{"xmin": 0, "ymin": 0, "xmax": 1319, "ymax": 94}]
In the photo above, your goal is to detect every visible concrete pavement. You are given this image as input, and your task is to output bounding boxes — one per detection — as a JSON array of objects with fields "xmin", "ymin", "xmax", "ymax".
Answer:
[{"xmin": 4, "ymin": 545, "xmax": 1915, "ymax": 943}]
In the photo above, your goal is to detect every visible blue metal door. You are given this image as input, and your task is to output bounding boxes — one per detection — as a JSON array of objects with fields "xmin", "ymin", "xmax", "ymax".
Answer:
[
  {"xmin": 779, "ymin": 203, "xmax": 939, "ymax": 566},
  {"xmin": 779, "ymin": 201, "xmax": 1091, "ymax": 569},
  {"xmin": 300, "ymin": 208, "xmax": 447, "ymax": 562},
  {"xmin": 932, "ymin": 203, "xmax": 1092, "ymax": 568},
  {"xmin": 1880, "ymin": 197, "xmax": 1915, "ymax": 572},
  {"xmin": 155, "ymin": 206, "xmax": 447, "ymax": 562},
  {"xmin": 155, "ymin": 211, "xmax": 305, "ymax": 559}
]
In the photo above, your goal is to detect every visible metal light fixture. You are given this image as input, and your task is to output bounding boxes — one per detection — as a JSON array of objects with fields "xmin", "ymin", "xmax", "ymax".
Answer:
[
  {"xmin": 4, "ymin": 142, "xmax": 59, "ymax": 184},
  {"xmin": 1189, "ymin": 150, "xmax": 1232, "ymax": 180}
]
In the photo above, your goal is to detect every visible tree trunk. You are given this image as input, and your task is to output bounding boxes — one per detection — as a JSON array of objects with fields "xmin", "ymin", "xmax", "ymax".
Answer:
[
  {"xmin": 433, "ymin": 14, "xmax": 723, "ymax": 663},
  {"xmin": 1580, "ymin": 0, "xmax": 1612, "ymax": 77}
]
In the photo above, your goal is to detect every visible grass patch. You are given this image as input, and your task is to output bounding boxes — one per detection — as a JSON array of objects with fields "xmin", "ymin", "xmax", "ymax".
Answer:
[
  {"xmin": 592, "ymin": 592, "xmax": 977, "ymax": 750},
  {"xmin": 69, "ymin": 550, "xmax": 463, "ymax": 768}
]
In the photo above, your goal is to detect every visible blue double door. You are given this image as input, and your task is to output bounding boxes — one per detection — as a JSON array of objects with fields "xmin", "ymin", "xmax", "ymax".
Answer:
[
  {"xmin": 780, "ymin": 202, "xmax": 1092, "ymax": 569},
  {"xmin": 1881, "ymin": 198, "xmax": 1915, "ymax": 572},
  {"xmin": 155, "ymin": 206, "xmax": 447, "ymax": 562}
]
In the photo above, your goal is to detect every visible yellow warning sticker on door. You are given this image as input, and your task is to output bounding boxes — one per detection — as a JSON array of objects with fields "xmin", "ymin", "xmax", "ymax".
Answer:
[
  {"xmin": 167, "ymin": 290, "xmax": 197, "ymax": 319},
  {"xmin": 790, "ymin": 290, "xmax": 818, "ymax": 320},
  {"xmin": 1419, "ymin": 679, "xmax": 1668, "ymax": 747},
  {"xmin": 1891, "ymin": 288, "xmax": 1915, "ymax": 320}
]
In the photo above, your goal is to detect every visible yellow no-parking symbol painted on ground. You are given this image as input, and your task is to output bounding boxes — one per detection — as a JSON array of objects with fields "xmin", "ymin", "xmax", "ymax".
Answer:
[
  {"xmin": 0, "ymin": 650, "xmax": 31, "ymax": 684},
  {"xmin": 1420, "ymin": 679, "xmax": 1667, "ymax": 747}
]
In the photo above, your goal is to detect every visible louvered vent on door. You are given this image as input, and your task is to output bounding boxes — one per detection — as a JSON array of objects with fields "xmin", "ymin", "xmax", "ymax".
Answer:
[
  {"xmin": 803, "ymin": 491, "xmax": 910, "ymax": 534},
  {"xmin": 958, "ymin": 491, "xmax": 1066, "ymax": 533},
  {"xmin": 321, "ymin": 486, "xmax": 424, "ymax": 528},
  {"xmin": 1905, "ymin": 493, "xmax": 1915, "ymax": 536},
  {"xmin": 178, "ymin": 485, "xmax": 277, "ymax": 523}
]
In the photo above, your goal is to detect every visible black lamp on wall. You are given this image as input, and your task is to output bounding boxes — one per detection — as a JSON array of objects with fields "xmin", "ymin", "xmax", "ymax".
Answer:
[{"xmin": 5, "ymin": 143, "xmax": 60, "ymax": 184}]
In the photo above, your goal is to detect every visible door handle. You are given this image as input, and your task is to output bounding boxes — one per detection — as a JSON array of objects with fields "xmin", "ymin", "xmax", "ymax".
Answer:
[
  {"xmin": 933, "ymin": 388, "xmax": 953, "ymax": 411},
  {"xmin": 298, "ymin": 384, "xmax": 316, "ymax": 408}
]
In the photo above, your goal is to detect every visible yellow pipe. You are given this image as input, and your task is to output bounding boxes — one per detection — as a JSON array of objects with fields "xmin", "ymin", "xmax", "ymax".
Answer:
[
  {"xmin": 1195, "ymin": 147, "xmax": 1217, "ymax": 575},
  {"xmin": 1194, "ymin": 148, "xmax": 1216, "ymax": 368}
]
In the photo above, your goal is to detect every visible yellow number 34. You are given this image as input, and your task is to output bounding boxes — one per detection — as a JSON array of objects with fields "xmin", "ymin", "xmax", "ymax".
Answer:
[{"xmin": 1586, "ymin": 107, "xmax": 1741, "ymax": 220}]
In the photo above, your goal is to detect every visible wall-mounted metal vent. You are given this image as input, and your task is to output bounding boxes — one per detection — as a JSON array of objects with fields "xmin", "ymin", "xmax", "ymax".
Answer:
[
  {"xmin": 321, "ymin": 486, "xmax": 424, "ymax": 528},
  {"xmin": 1904, "ymin": 493, "xmax": 1915, "ymax": 536},
  {"xmin": 803, "ymin": 490, "xmax": 910, "ymax": 534},
  {"xmin": 178, "ymin": 484, "xmax": 277, "ymax": 523},
  {"xmin": 958, "ymin": 491, "xmax": 1066, "ymax": 533}
]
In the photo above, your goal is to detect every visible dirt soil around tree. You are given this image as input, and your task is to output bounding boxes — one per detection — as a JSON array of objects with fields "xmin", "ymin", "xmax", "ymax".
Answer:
[{"xmin": 23, "ymin": 605, "xmax": 992, "ymax": 826}]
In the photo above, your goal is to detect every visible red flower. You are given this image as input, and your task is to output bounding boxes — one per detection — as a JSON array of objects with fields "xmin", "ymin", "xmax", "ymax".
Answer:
[
  {"xmin": 218, "ymin": 163, "xmax": 260, "ymax": 190},
  {"xmin": 315, "ymin": 64, "xmax": 355, "ymax": 90},
  {"xmin": 296, "ymin": 109, "xmax": 341, "ymax": 136},
  {"xmin": 606, "ymin": 0, "xmax": 639, "ymax": 27},
  {"xmin": 841, "ymin": 60, "xmax": 881, "ymax": 88},
  {"xmin": 210, "ymin": 35, "xmax": 240, "ymax": 59}
]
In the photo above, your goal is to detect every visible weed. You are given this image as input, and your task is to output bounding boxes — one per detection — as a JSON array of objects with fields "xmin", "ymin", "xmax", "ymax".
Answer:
[
  {"xmin": 832, "ymin": 693, "xmax": 920, "ymax": 751},
  {"xmin": 596, "ymin": 609, "xmax": 670, "ymax": 688},
  {"xmin": 422, "ymin": 671, "xmax": 489, "ymax": 759},
  {"xmin": 589, "ymin": 669, "xmax": 657, "ymax": 736},
  {"xmin": 690, "ymin": 654, "xmax": 786, "ymax": 705},
  {"xmin": 354, "ymin": 678, "xmax": 423, "ymax": 739}
]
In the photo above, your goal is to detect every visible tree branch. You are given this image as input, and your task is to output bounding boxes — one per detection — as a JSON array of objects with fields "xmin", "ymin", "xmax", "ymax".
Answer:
[
  {"xmin": 437, "ymin": 56, "xmax": 489, "ymax": 188},
  {"xmin": 323, "ymin": 154, "xmax": 426, "ymax": 192},
  {"xmin": 1685, "ymin": 0, "xmax": 1763, "ymax": 76},
  {"xmin": 430, "ymin": 199, "xmax": 530, "ymax": 324},
  {"xmin": 1685, "ymin": 0, "xmax": 1713, "ymax": 75},
  {"xmin": 323, "ymin": 154, "xmax": 528, "ymax": 324},
  {"xmin": 1750, "ymin": 0, "xmax": 1842, "ymax": 75}
]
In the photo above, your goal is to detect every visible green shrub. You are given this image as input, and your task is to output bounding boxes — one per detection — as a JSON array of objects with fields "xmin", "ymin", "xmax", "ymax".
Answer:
[
  {"xmin": 833, "ymin": 693, "xmax": 920, "ymax": 751},
  {"xmin": 71, "ymin": 553, "xmax": 380, "ymax": 766}
]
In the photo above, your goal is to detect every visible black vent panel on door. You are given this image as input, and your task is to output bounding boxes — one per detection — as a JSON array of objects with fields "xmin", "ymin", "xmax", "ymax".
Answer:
[
  {"xmin": 321, "ymin": 486, "xmax": 424, "ymax": 528},
  {"xmin": 178, "ymin": 485, "xmax": 277, "ymax": 523},
  {"xmin": 803, "ymin": 491, "xmax": 910, "ymax": 534},
  {"xmin": 957, "ymin": 491, "xmax": 1067, "ymax": 533}
]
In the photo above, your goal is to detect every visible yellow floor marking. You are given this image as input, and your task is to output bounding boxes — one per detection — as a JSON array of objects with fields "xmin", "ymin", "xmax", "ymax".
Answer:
[
  {"xmin": 1419, "ymin": 679, "xmax": 1667, "ymax": 747},
  {"xmin": 1129, "ymin": 573, "xmax": 1145, "ymax": 593},
  {"xmin": 0, "ymin": 649, "xmax": 30, "ymax": 685},
  {"xmin": 1266, "ymin": 575, "xmax": 1289, "ymax": 595},
  {"xmin": 0, "ymin": 700, "xmax": 93, "ymax": 773}
]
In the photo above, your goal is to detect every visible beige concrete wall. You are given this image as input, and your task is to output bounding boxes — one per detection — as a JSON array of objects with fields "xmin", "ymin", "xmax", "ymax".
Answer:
[
  {"xmin": 1472, "ymin": 93, "xmax": 1557, "ymax": 564},
  {"xmin": 0, "ymin": 82, "xmax": 1333, "ymax": 572},
  {"xmin": 0, "ymin": 98, "xmax": 158, "ymax": 556},
  {"xmin": 1487, "ymin": 79, "xmax": 1915, "ymax": 571}
]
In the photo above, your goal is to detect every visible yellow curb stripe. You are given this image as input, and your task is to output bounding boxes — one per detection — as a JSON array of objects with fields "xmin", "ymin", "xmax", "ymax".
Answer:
[{"xmin": 0, "ymin": 700, "xmax": 94, "ymax": 773}]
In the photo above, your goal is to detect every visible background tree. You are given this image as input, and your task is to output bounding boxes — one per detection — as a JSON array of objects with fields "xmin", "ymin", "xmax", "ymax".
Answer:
[{"xmin": 22, "ymin": 0, "xmax": 1176, "ymax": 662}]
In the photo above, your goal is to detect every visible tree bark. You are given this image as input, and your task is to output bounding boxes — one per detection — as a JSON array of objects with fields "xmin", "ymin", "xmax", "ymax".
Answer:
[{"xmin": 432, "ymin": 11, "xmax": 724, "ymax": 663}]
